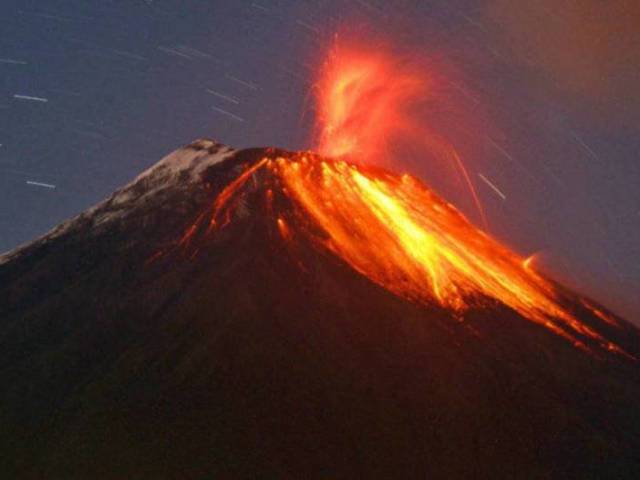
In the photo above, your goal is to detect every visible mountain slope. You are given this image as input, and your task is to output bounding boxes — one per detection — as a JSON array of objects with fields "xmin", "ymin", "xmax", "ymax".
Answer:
[{"xmin": 1, "ymin": 139, "xmax": 639, "ymax": 479}]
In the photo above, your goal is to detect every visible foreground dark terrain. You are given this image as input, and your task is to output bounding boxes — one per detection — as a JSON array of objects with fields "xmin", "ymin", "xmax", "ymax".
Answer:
[{"xmin": 1, "ymin": 139, "xmax": 639, "ymax": 479}]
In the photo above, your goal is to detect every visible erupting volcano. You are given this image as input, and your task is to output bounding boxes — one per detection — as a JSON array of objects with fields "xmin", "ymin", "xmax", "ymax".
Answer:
[
  {"xmin": 160, "ymin": 42, "xmax": 631, "ymax": 359},
  {"xmin": 1, "ymin": 43, "xmax": 639, "ymax": 479}
]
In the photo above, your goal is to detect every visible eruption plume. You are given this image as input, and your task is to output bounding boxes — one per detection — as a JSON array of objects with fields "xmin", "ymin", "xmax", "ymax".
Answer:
[
  {"xmin": 315, "ymin": 42, "xmax": 424, "ymax": 162},
  {"xmin": 314, "ymin": 40, "xmax": 487, "ymax": 225}
]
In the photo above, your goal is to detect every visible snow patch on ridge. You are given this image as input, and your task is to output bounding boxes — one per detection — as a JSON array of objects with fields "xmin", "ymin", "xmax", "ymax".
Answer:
[
  {"xmin": 108, "ymin": 139, "xmax": 234, "ymax": 207},
  {"xmin": 0, "ymin": 139, "xmax": 236, "ymax": 265},
  {"xmin": 132, "ymin": 139, "xmax": 234, "ymax": 186}
]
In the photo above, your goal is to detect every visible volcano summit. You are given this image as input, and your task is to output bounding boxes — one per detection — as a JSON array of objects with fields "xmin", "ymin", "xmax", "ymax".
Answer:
[{"xmin": 1, "ymin": 139, "xmax": 639, "ymax": 479}]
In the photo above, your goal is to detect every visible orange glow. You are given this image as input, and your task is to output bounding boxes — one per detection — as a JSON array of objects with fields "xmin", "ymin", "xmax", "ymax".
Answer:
[
  {"xmin": 523, "ymin": 254, "xmax": 536, "ymax": 270},
  {"xmin": 277, "ymin": 216, "xmax": 292, "ymax": 241}
]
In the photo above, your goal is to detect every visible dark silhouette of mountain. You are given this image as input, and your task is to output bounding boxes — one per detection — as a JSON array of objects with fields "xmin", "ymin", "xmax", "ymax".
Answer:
[{"xmin": 1, "ymin": 139, "xmax": 639, "ymax": 479}]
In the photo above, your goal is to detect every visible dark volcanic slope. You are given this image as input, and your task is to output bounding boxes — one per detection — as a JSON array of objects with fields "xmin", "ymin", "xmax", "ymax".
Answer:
[{"xmin": 1, "ymin": 139, "xmax": 639, "ymax": 479}]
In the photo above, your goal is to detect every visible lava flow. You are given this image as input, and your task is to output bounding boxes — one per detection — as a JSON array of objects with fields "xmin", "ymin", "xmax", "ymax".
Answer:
[
  {"xmin": 170, "ymin": 42, "xmax": 632, "ymax": 358},
  {"xmin": 202, "ymin": 154, "xmax": 628, "ymax": 357}
]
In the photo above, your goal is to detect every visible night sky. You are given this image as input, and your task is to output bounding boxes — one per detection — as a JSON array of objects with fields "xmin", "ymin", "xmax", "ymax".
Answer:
[{"xmin": 1, "ymin": 0, "xmax": 638, "ymax": 321}]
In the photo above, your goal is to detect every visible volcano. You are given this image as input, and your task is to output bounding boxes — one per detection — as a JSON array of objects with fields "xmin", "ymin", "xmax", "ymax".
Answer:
[{"xmin": 1, "ymin": 139, "xmax": 639, "ymax": 479}]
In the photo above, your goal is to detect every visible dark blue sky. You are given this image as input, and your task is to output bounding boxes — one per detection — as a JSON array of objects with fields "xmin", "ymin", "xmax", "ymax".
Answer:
[{"xmin": 1, "ymin": 0, "xmax": 638, "ymax": 321}]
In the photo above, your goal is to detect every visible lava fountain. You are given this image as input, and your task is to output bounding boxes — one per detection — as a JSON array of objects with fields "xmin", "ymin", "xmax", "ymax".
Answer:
[{"xmin": 315, "ymin": 43, "xmax": 424, "ymax": 162}]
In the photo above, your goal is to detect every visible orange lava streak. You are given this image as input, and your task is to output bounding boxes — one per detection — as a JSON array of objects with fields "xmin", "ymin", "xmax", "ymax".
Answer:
[
  {"xmin": 277, "ymin": 216, "xmax": 292, "ymax": 241},
  {"xmin": 209, "ymin": 158, "xmax": 268, "ymax": 230},
  {"xmin": 581, "ymin": 299, "xmax": 621, "ymax": 328}
]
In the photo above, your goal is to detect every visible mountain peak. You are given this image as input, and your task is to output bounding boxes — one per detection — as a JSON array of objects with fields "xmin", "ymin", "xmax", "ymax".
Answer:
[
  {"xmin": 136, "ymin": 138, "xmax": 233, "ymax": 183},
  {"xmin": 1, "ymin": 140, "xmax": 639, "ymax": 478}
]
